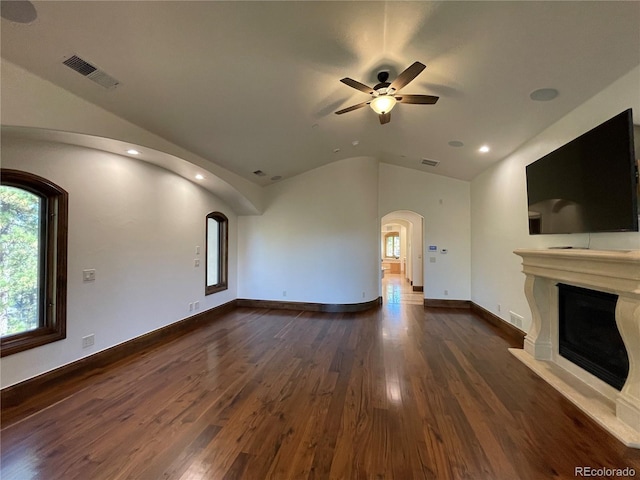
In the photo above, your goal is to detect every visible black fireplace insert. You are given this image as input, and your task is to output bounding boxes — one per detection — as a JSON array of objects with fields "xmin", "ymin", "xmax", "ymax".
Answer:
[{"xmin": 558, "ymin": 283, "xmax": 629, "ymax": 391}]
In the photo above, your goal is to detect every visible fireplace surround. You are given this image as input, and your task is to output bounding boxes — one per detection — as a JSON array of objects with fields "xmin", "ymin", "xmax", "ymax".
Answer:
[{"xmin": 512, "ymin": 249, "xmax": 640, "ymax": 448}]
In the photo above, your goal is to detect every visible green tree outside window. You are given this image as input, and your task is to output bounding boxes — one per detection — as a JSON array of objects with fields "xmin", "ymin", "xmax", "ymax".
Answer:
[{"xmin": 0, "ymin": 186, "xmax": 41, "ymax": 336}]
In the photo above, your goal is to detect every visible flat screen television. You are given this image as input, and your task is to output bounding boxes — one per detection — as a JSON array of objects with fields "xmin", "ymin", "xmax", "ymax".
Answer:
[{"xmin": 526, "ymin": 108, "xmax": 638, "ymax": 235}]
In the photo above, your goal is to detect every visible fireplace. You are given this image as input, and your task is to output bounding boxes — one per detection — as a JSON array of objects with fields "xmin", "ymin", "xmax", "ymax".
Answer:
[
  {"xmin": 558, "ymin": 283, "xmax": 629, "ymax": 391},
  {"xmin": 512, "ymin": 248, "xmax": 640, "ymax": 448}
]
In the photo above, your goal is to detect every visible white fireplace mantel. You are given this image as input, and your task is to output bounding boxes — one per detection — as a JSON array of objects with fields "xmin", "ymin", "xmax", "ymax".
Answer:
[{"xmin": 512, "ymin": 248, "xmax": 640, "ymax": 448}]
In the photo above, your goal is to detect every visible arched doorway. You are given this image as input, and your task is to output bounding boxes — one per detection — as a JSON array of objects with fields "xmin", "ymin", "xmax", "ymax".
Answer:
[{"xmin": 380, "ymin": 210, "xmax": 424, "ymax": 302}]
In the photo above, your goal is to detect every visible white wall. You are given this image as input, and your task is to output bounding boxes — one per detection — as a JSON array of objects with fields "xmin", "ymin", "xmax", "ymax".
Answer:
[
  {"xmin": 238, "ymin": 156, "xmax": 380, "ymax": 304},
  {"xmin": 0, "ymin": 137, "xmax": 237, "ymax": 388},
  {"xmin": 471, "ymin": 66, "xmax": 640, "ymax": 333},
  {"xmin": 379, "ymin": 163, "xmax": 472, "ymax": 301}
]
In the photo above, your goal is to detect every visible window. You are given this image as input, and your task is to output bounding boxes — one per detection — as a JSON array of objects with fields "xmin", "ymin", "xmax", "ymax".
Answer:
[
  {"xmin": 1, "ymin": 169, "xmax": 68, "ymax": 356},
  {"xmin": 385, "ymin": 232, "xmax": 400, "ymax": 258},
  {"xmin": 205, "ymin": 212, "xmax": 228, "ymax": 295}
]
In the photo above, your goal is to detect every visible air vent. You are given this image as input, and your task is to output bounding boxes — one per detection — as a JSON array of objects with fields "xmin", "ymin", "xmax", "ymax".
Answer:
[
  {"xmin": 421, "ymin": 158, "xmax": 440, "ymax": 167},
  {"xmin": 253, "ymin": 170, "xmax": 267, "ymax": 177},
  {"xmin": 62, "ymin": 55, "xmax": 120, "ymax": 89}
]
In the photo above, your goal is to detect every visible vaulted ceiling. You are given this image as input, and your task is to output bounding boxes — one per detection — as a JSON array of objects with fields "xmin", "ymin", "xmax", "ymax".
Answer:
[{"xmin": 2, "ymin": 1, "xmax": 639, "ymax": 186}]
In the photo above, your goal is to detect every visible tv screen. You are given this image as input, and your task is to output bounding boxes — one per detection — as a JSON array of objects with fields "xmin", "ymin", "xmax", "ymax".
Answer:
[{"xmin": 526, "ymin": 108, "xmax": 638, "ymax": 235}]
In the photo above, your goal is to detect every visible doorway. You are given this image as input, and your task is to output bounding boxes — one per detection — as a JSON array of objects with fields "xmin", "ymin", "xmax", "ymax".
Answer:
[{"xmin": 380, "ymin": 210, "xmax": 424, "ymax": 294}]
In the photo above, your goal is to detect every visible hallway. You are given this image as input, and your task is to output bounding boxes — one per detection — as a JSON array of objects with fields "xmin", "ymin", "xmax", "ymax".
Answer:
[{"xmin": 382, "ymin": 273, "xmax": 424, "ymax": 306}]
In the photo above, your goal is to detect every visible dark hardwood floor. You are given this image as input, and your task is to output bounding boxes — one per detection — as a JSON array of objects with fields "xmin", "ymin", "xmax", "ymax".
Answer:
[{"xmin": 2, "ymin": 276, "xmax": 640, "ymax": 479}]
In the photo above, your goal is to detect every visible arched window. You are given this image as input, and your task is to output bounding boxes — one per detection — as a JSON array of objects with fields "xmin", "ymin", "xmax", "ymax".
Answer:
[
  {"xmin": 205, "ymin": 211, "xmax": 228, "ymax": 295},
  {"xmin": 1, "ymin": 169, "xmax": 68, "ymax": 356}
]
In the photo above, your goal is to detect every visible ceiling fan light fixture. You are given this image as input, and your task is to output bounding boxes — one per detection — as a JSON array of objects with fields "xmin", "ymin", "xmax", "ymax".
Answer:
[{"xmin": 370, "ymin": 95, "xmax": 397, "ymax": 115}]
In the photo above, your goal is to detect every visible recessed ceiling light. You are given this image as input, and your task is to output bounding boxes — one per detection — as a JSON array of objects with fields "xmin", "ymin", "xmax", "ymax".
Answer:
[
  {"xmin": 333, "ymin": 148, "xmax": 341, "ymax": 153},
  {"xmin": 352, "ymin": 140, "xmax": 359, "ymax": 147},
  {"xmin": 479, "ymin": 145, "xmax": 490, "ymax": 153},
  {"xmin": 195, "ymin": 174, "xmax": 204, "ymax": 180},
  {"xmin": 271, "ymin": 175, "xmax": 282, "ymax": 181},
  {"xmin": 127, "ymin": 149, "xmax": 140, "ymax": 155},
  {"xmin": 448, "ymin": 140, "xmax": 464, "ymax": 148},
  {"xmin": 530, "ymin": 88, "xmax": 559, "ymax": 101}
]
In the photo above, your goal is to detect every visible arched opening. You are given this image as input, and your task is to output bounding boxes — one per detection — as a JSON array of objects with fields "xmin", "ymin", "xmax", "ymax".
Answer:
[{"xmin": 380, "ymin": 210, "xmax": 424, "ymax": 305}]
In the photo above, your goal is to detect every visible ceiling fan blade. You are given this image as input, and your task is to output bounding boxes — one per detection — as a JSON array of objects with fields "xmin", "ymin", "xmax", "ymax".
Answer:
[
  {"xmin": 335, "ymin": 101, "xmax": 370, "ymax": 115},
  {"xmin": 396, "ymin": 94, "xmax": 439, "ymax": 105},
  {"xmin": 389, "ymin": 61, "xmax": 426, "ymax": 92},
  {"xmin": 340, "ymin": 77, "xmax": 375, "ymax": 94},
  {"xmin": 379, "ymin": 112, "xmax": 391, "ymax": 125}
]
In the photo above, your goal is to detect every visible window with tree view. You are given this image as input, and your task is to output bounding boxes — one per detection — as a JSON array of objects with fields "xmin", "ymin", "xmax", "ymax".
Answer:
[
  {"xmin": 385, "ymin": 233, "xmax": 400, "ymax": 258},
  {"xmin": 1, "ymin": 169, "xmax": 68, "ymax": 356},
  {"xmin": 1, "ymin": 186, "xmax": 41, "ymax": 335},
  {"xmin": 205, "ymin": 212, "xmax": 228, "ymax": 295}
]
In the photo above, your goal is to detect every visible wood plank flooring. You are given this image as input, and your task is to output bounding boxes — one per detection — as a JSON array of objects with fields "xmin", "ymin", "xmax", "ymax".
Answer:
[{"xmin": 2, "ymin": 278, "xmax": 640, "ymax": 479}]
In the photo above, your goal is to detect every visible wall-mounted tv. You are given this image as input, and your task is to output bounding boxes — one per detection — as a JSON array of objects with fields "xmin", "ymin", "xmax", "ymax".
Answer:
[{"xmin": 526, "ymin": 108, "xmax": 638, "ymax": 235}]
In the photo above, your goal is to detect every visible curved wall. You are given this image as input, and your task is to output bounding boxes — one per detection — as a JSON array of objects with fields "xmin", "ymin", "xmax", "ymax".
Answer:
[
  {"xmin": 1, "ymin": 58, "xmax": 262, "ymax": 215},
  {"xmin": 238, "ymin": 156, "xmax": 380, "ymax": 304}
]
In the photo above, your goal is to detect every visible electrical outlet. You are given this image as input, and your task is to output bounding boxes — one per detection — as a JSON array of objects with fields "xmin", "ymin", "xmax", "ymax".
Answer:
[
  {"xmin": 195, "ymin": 246, "xmax": 200, "ymax": 255},
  {"xmin": 194, "ymin": 259, "xmax": 200, "ymax": 267},
  {"xmin": 189, "ymin": 302, "xmax": 194, "ymax": 312},
  {"xmin": 194, "ymin": 301, "xmax": 199, "ymax": 310},
  {"xmin": 283, "ymin": 290, "xmax": 287, "ymax": 297},
  {"xmin": 82, "ymin": 334, "xmax": 95, "ymax": 348},
  {"xmin": 498, "ymin": 304, "xmax": 502, "ymax": 312},
  {"xmin": 444, "ymin": 289, "xmax": 449, "ymax": 296},
  {"xmin": 362, "ymin": 291, "xmax": 365, "ymax": 298}
]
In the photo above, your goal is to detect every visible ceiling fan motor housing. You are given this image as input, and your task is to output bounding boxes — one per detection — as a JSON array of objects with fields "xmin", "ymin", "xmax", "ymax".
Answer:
[
  {"xmin": 374, "ymin": 71, "xmax": 392, "ymax": 94},
  {"xmin": 377, "ymin": 71, "xmax": 390, "ymax": 83}
]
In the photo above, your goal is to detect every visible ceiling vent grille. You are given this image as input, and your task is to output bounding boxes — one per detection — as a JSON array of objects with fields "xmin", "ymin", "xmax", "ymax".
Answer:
[
  {"xmin": 253, "ymin": 170, "xmax": 267, "ymax": 177},
  {"xmin": 421, "ymin": 158, "xmax": 440, "ymax": 167},
  {"xmin": 62, "ymin": 55, "xmax": 120, "ymax": 89}
]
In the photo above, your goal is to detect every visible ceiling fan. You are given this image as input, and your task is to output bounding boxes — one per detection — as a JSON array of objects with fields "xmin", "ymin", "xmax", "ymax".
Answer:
[{"xmin": 335, "ymin": 61, "xmax": 439, "ymax": 125}]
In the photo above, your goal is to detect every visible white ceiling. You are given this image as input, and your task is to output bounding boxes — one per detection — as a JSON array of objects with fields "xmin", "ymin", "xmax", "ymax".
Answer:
[{"xmin": 2, "ymin": 1, "xmax": 639, "ymax": 186}]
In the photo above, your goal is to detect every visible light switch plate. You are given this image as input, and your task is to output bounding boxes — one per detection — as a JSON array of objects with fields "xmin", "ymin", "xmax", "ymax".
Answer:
[{"xmin": 83, "ymin": 269, "xmax": 96, "ymax": 282}]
